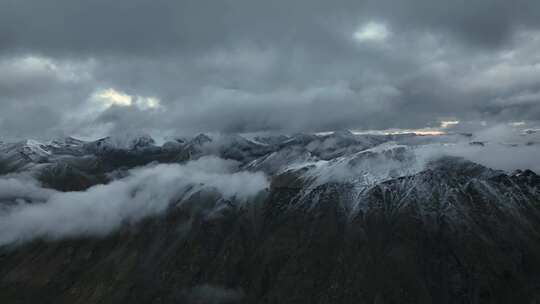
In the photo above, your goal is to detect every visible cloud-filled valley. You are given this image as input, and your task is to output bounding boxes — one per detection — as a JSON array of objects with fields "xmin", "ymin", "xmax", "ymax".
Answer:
[{"xmin": 0, "ymin": 157, "xmax": 268, "ymax": 246}]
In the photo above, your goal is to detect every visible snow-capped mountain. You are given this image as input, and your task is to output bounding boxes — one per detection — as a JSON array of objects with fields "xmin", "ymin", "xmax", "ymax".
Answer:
[
  {"xmin": 1, "ymin": 131, "xmax": 540, "ymax": 303},
  {"xmin": 83, "ymin": 133, "xmax": 157, "ymax": 154}
]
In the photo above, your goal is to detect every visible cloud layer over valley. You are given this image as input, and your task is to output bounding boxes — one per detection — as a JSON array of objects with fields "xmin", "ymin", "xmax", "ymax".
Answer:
[{"xmin": 0, "ymin": 157, "xmax": 268, "ymax": 246}]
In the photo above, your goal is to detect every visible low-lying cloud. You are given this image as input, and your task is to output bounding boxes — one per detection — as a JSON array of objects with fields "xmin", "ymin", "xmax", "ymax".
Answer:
[
  {"xmin": 0, "ymin": 157, "xmax": 268, "ymax": 246},
  {"xmin": 415, "ymin": 125, "xmax": 540, "ymax": 173},
  {"xmin": 290, "ymin": 126, "xmax": 540, "ymax": 189},
  {"xmin": 416, "ymin": 143, "xmax": 540, "ymax": 174},
  {"xmin": 0, "ymin": 176, "xmax": 55, "ymax": 210}
]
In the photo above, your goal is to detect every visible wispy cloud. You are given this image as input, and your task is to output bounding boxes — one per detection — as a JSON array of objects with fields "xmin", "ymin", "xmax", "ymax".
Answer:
[{"xmin": 0, "ymin": 157, "xmax": 268, "ymax": 246}]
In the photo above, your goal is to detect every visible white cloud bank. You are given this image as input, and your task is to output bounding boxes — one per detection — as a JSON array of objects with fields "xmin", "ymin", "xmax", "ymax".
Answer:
[{"xmin": 0, "ymin": 157, "xmax": 268, "ymax": 246}]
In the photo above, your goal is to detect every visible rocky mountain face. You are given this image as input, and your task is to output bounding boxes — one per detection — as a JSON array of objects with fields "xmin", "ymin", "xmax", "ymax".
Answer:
[{"xmin": 0, "ymin": 132, "xmax": 539, "ymax": 303}]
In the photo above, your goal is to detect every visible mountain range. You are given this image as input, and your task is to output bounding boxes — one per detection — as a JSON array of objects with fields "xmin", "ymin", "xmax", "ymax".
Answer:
[{"xmin": 0, "ymin": 131, "xmax": 539, "ymax": 303}]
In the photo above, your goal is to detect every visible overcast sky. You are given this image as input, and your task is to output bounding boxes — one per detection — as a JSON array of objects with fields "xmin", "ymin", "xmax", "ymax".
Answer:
[{"xmin": 1, "ymin": 0, "xmax": 540, "ymax": 139}]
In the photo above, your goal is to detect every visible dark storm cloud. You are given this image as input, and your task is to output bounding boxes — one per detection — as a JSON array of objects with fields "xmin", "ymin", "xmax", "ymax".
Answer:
[
  {"xmin": 2, "ymin": 0, "xmax": 540, "ymax": 55},
  {"xmin": 364, "ymin": 0, "xmax": 540, "ymax": 47},
  {"xmin": 0, "ymin": 0, "xmax": 540, "ymax": 138}
]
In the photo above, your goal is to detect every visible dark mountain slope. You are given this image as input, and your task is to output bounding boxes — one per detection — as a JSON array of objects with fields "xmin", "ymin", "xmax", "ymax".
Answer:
[{"xmin": 1, "ymin": 158, "xmax": 540, "ymax": 304}]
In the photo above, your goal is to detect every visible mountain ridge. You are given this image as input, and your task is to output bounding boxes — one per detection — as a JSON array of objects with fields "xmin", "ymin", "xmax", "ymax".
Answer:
[{"xmin": 0, "ymin": 132, "xmax": 540, "ymax": 303}]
